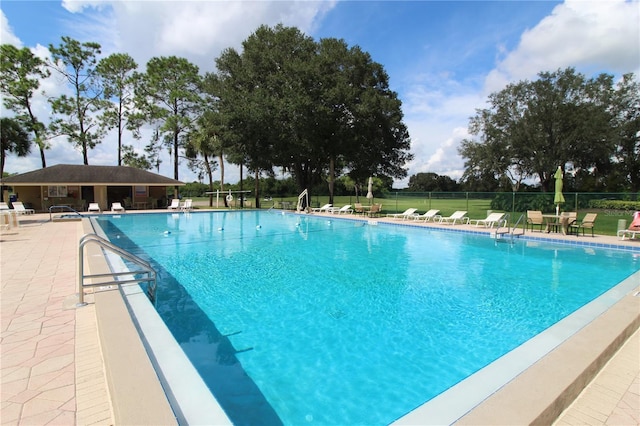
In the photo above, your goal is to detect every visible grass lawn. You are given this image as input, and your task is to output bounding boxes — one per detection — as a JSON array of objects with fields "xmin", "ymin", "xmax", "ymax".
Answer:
[{"xmin": 190, "ymin": 195, "xmax": 632, "ymax": 237}]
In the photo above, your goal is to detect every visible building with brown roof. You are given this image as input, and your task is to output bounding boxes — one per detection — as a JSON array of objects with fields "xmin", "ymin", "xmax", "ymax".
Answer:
[{"xmin": 1, "ymin": 164, "xmax": 184, "ymax": 212}]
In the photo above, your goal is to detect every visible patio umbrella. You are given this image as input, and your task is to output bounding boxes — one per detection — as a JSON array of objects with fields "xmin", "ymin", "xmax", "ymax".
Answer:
[
  {"xmin": 553, "ymin": 166, "xmax": 565, "ymax": 216},
  {"xmin": 366, "ymin": 177, "xmax": 374, "ymax": 204}
]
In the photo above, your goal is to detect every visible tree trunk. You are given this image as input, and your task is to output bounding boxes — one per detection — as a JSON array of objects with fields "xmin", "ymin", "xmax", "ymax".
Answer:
[
  {"xmin": 173, "ymin": 131, "xmax": 179, "ymax": 199},
  {"xmin": 38, "ymin": 145, "xmax": 46, "ymax": 168},
  {"xmin": 328, "ymin": 156, "xmax": 335, "ymax": 205},
  {"xmin": 254, "ymin": 169, "xmax": 260, "ymax": 209},
  {"xmin": 219, "ymin": 151, "xmax": 227, "ymax": 207},
  {"xmin": 83, "ymin": 140, "xmax": 89, "ymax": 165},
  {"xmin": 239, "ymin": 162, "xmax": 243, "ymax": 208},
  {"xmin": 204, "ymin": 153, "xmax": 214, "ymax": 207}
]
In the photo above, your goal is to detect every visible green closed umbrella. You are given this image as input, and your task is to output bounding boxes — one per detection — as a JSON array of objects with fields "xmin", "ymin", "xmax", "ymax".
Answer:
[{"xmin": 553, "ymin": 166, "xmax": 565, "ymax": 216}]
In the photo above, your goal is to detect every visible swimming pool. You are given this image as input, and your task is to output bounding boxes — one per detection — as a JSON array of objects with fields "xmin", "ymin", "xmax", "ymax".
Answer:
[{"xmin": 95, "ymin": 211, "xmax": 640, "ymax": 425}]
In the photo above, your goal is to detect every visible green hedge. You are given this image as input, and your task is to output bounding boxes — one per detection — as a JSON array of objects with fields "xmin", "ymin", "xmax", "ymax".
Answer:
[
  {"xmin": 588, "ymin": 199, "xmax": 640, "ymax": 210},
  {"xmin": 490, "ymin": 193, "xmax": 640, "ymax": 212}
]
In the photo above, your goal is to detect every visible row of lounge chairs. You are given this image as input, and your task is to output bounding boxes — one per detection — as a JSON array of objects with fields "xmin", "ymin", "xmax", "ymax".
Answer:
[
  {"xmin": 87, "ymin": 202, "xmax": 126, "ymax": 213},
  {"xmin": 385, "ymin": 209, "xmax": 502, "ymax": 226},
  {"xmin": 311, "ymin": 203, "xmax": 382, "ymax": 217},
  {"xmin": 0, "ymin": 201, "xmax": 35, "ymax": 215},
  {"xmin": 168, "ymin": 198, "xmax": 193, "ymax": 211},
  {"xmin": 311, "ymin": 204, "xmax": 354, "ymax": 214},
  {"xmin": 310, "ymin": 205, "xmax": 503, "ymax": 226}
]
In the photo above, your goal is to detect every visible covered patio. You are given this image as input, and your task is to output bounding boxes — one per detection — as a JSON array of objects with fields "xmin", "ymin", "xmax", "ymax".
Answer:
[{"xmin": 1, "ymin": 164, "xmax": 184, "ymax": 213}]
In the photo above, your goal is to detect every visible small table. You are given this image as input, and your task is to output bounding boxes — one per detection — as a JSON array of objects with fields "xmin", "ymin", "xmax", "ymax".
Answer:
[
  {"xmin": 134, "ymin": 201, "xmax": 148, "ymax": 210},
  {"xmin": 542, "ymin": 214, "xmax": 572, "ymax": 235}
]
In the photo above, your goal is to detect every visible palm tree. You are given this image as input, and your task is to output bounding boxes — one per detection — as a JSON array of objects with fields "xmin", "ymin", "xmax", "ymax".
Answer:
[{"xmin": 186, "ymin": 112, "xmax": 225, "ymax": 207}]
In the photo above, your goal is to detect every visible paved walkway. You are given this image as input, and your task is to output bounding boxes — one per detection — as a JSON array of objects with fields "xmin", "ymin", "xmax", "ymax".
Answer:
[
  {"xmin": 554, "ymin": 329, "xmax": 639, "ymax": 425},
  {"xmin": 1, "ymin": 216, "xmax": 112, "ymax": 425},
  {"xmin": 0, "ymin": 212, "xmax": 638, "ymax": 425}
]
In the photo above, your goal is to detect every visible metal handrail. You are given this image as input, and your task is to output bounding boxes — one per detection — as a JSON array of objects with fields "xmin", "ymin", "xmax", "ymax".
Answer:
[
  {"xmin": 494, "ymin": 213, "xmax": 525, "ymax": 241},
  {"xmin": 78, "ymin": 233, "xmax": 156, "ymax": 306},
  {"xmin": 49, "ymin": 205, "xmax": 84, "ymax": 221},
  {"xmin": 511, "ymin": 213, "xmax": 526, "ymax": 235}
]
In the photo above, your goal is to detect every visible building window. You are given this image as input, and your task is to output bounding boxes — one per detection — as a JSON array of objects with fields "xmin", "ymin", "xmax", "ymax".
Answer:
[{"xmin": 48, "ymin": 186, "xmax": 68, "ymax": 197}]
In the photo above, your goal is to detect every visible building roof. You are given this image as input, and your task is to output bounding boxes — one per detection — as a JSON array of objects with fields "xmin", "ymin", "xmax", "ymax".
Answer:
[{"xmin": 1, "ymin": 164, "xmax": 185, "ymax": 186}]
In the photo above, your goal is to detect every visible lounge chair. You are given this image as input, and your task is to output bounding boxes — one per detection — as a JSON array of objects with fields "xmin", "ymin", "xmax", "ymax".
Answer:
[
  {"xmin": 88, "ymin": 203, "xmax": 101, "ymax": 213},
  {"xmin": 329, "ymin": 205, "xmax": 353, "ymax": 214},
  {"xmin": 0, "ymin": 202, "xmax": 9, "ymax": 210},
  {"xmin": 181, "ymin": 199, "xmax": 193, "ymax": 211},
  {"xmin": 12, "ymin": 201, "xmax": 35, "ymax": 215},
  {"xmin": 438, "ymin": 211, "xmax": 469, "ymax": 225},
  {"xmin": 311, "ymin": 203, "xmax": 332, "ymax": 213},
  {"xmin": 470, "ymin": 212, "xmax": 506, "ymax": 228},
  {"xmin": 111, "ymin": 202, "xmax": 125, "ymax": 212},
  {"xmin": 526, "ymin": 210, "xmax": 544, "ymax": 232},
  {"xmin": 617, "ymin": 211, "xmax": 640, "ymax": 240},
  {"xmin": 569, "ymin": 213, "xmax": 597, "ymax": 237},
  {"xmin": 386, "ymin": 208, "xmax": 418, "ymax": 220},
  {"xmin": 168, "ymin": 199, "xmax": 180, "ymax": 210},
  {"xmin": 413, "ymin": 209, "xmax": 440, "ymax": 222}
]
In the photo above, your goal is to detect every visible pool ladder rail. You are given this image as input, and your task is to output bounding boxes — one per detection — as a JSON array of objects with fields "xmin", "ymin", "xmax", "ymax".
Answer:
[
  {"xmin": 49, "ymin": 205, "xmax": 84, "ymax": 221},
  {"xmin": 493, "ymin": 213, "xmax": 526, "ymax": 242},
  {"xmin": 78, "ymin": 233, "xmax": 157, "ymax": 307}
]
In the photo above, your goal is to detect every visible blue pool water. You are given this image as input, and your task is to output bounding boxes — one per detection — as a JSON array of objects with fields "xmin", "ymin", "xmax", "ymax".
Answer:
[{"xmin": 95, "ymin": 211, "xmax": 640, "ymax": 425}]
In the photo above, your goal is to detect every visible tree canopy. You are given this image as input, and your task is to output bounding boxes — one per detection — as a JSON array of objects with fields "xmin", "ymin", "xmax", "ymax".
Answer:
[
  {"xmin": 1, "ymin": 117, "xmax": 31, "ymax": 178},
  {"xmin": 0, "ymin": 44, "xmax": 50, "ymax": 167},
  {"xmin": 214, "ymin": 24, "xmax": 412, "ymax": 200},
  {"xmin": 459, "ymin": 67, "xmax": 639, "ymax": 192},
  {"xmin": 48, "ymin": 36, "xmax": 106, "ymax": 165}
]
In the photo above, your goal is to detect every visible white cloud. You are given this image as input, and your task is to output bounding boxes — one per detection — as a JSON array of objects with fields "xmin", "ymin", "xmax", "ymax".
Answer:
[
  {"xmin": 403, "ymin": 0, "xmax": 639, "ymax": 188},
  {"xmin": 485, "ymin": 0, "xmax": 640, "ymax": 93},
  {"xmin": 0, "ymin": 10, "xmax": 21, "ymax": 47},
  {"xmin": 61, "ymin": 0, "xmax": 336, "ymax": 72},
  {"xmin": 397, "ymin": 78, "xmax": 483, "ymax": 187}
]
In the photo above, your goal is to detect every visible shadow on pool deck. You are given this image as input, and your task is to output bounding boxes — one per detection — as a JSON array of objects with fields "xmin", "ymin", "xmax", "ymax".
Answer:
[{"xmin": 0, "ymin": 211, "xmax": 638, "ymax": 425}]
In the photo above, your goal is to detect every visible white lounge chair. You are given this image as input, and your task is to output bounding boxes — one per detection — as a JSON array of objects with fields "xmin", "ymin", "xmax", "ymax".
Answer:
[
  {"xmin": 181, "ymin": 199, "xmax": 193, "ymax": 211},
  {"xmin": 329, "ymin": 205, "xmax": 353, "ymax": 214},
  {"xmin": 413, "ymin": 209, "xmax": 440, "ymax": 222},
  {"xmin": 111, "ymin": 202, "xmax": 125, "ymax": 212},
  {"xmin": 168, "ymin": 199, "xmax": 180, "ymax": 210},
  {"xmin": 469, "ymin": 212, "xmax": 506, "ymax": 228},
  {"xmin": 311, "ymin": 203, "xmax": 332, "ymax": 213},
  {"xmin": 12, "ymin": 201, "xmax": 35, "ymax": 215},
  {"xmin": 386, "ymin": 208, "xmax": 417, "ymax": 220},
  {"xmin": 88, "ymin": 203, "xmax": 101, "ymax": 213},
  {"xmin": 438, "ymin": 211, "xmax": 469, "ymax": 225},
  {"xmin": 618, "ymin": 211, "xmax": 640, "ymax": 240},
  {"xmin": 0, "ymin": 202, "xmax": 9, "ymax": 210}
]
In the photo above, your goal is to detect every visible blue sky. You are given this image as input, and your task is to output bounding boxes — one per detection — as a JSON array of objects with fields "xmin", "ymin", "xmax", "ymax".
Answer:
[{"xmin": 1, "ymin": 0, "xmax": 639, "ymax": 187}]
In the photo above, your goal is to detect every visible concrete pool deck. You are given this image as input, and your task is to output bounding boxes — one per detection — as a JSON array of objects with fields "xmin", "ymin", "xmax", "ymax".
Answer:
[{"xmin": 0, "ymin": 210, "xmax": 638, "ymax": 425}]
